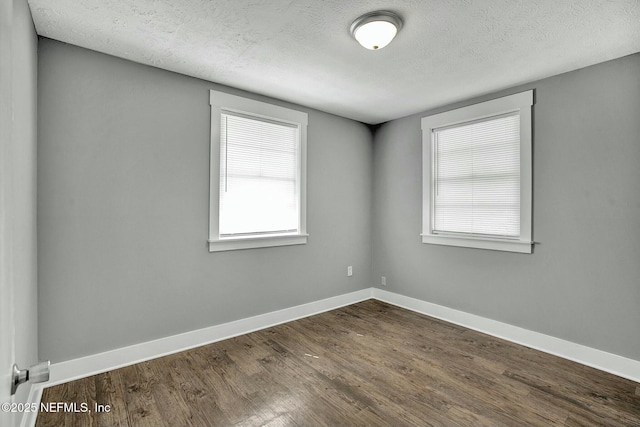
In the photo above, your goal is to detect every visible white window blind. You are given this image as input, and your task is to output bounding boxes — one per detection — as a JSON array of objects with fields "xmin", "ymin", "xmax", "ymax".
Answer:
[
  {"xmin": 433, "ymin": 112, "xmax": 520, "ymax": 238},
  {"xmin": 219, "ymin": 112, "xmax": 300, "ymax": 237}
]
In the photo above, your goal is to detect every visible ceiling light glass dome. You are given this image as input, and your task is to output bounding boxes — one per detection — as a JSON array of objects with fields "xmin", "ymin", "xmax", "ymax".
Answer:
[{"xmin": 350, "ymin": 11, "xmax": 403, "ymax": 50}]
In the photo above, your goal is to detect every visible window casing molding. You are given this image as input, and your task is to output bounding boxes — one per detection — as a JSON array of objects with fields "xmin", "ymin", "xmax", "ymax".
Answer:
[
  {"xmin": 421, "ymin": 90, "xmax": 533, "ymax": 253},
  {"xmin": 208, "ymin": 90, "xmax": 308, "ymax": 252}
]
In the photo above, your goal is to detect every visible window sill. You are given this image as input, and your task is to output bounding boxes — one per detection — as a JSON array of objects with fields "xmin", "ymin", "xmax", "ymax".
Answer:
[
  {"xmin": 421, "ymin": 234, "xmax": 532, "ymax": 253},
  {"xmin": 208, "ymin": 234, "xmax": 308, "ymax": 252}
]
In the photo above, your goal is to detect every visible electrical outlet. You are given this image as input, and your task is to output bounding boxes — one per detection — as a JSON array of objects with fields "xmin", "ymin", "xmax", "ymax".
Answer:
[
  {"xmin": 381, "ymin": 276, "xmax": 387, "ymax": 286},
  {"xmin": 347, "ymin": 266, "xmax": 353, "ymax": 277}
]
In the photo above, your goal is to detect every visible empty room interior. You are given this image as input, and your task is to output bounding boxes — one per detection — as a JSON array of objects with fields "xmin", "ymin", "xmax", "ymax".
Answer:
[{"xmin": 2, "ymin": 1, "xmax": 640, "ymax": 426}]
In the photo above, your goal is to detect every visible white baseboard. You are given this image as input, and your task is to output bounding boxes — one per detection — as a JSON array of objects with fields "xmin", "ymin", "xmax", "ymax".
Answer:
[
  {"xmin": 26, "ymin": 287, "xmax": 639, "ymax": 427},
  {"xmin": 23, "ymin": 291, "xmax": 365, "ymax": 427},
  {"xmin": 372, "ymin": 288, "xmax": 640, "ymax": 383},
  {"xmin": 19, "ymin": 384, "xmax": 42, "ymax": 427},
  {"xmin": 46, "ymin": 288, "xmax": 373, "ymax": 387}
]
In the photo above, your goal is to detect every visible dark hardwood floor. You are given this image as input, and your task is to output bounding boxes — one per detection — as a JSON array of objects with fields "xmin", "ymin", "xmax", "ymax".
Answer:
[{"xmin": 36, "ymin": 300, "xmax": 640, "ymax": 426}]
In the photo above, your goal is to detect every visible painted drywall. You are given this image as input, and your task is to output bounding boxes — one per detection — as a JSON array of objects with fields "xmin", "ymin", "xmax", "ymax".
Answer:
[
  {"xmin": 372, "ymin": 53, "xmax": 640, "ymax": 360},
  {"xmin": 0, "ymin": 0, "xmax": 39, "ymax": 415},
  {"xmin": 38, "ymin": 39, "xmax": 373, "ymax": 363}
]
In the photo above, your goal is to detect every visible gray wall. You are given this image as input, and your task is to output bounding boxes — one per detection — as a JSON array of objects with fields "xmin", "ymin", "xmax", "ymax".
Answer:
[
  {"xmin": 372, "ymin": 53, "xmax": 640, "ymax": 360},
  {"xmin": 38, "ymin": 39, "xmax": 373, "ymax": 363},
  {"xmin": 37, "ymin": 37, "xmax": 640, "ymax": 365}
]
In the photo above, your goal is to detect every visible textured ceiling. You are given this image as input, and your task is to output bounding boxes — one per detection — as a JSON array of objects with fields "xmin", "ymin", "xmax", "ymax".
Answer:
[{"xmin": 28, "ymin": 0, "xmax": 640, "ymax": 124}]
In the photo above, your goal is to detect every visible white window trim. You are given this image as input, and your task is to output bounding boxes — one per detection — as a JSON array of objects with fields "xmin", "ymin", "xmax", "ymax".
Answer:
[
  {"xmin": 420, "ymin": 90, "xmax": 533, "ymax": 253},
  {"xmin": 208, "ymin": 90, "xmax": 308, "ymax": 252}
]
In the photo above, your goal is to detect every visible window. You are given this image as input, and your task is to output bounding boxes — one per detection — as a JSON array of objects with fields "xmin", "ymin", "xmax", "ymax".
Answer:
[
  {"xmin": 421, "ymin": 90, "xmax": 533, "ymax": 253},
  {"xmin": 208, "ymin": 90, "xmax": 308, "ymax": 252}
]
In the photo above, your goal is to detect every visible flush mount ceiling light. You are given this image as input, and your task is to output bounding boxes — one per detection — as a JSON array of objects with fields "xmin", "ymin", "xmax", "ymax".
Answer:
[{"xmin": 350, "ymin": 11, "xmax": 403, "ymax": 50}]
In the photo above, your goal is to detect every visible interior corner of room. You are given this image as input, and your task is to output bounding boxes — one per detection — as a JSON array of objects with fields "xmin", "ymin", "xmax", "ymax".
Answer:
[{"xmin": 3, "ymin": 1, "xmax": 640, "ymax": 426}]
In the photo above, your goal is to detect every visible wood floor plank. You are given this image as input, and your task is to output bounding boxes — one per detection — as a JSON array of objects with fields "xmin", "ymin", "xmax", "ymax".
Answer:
[
  {"xmin": 146, "ymin": 355, "xmax": 203, "ymax": 427},
  {"xmin": 37, "ymin": 380, "xmax": 72, "ymax": 427},
  {"xmin": 36, "ymin": 300, "xmax": 640, "ymax": 426},
  {"xmin": 263, "ymin": 310, "xmax": 548, "ymax": 426},
  {"xmin": 119, "ymin": 362, "xmax": 166, "ymax": 427},
  {"xmin": 288, "ymin": 305, "xmax": 548, "ymax": 425},
  {"xmin": 57, "ymin": 371, "xmax": 97, "ymax": 427},
  {"xmin": 94, "ymin": 371, "xmax": 130, "ymax": 427}
]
